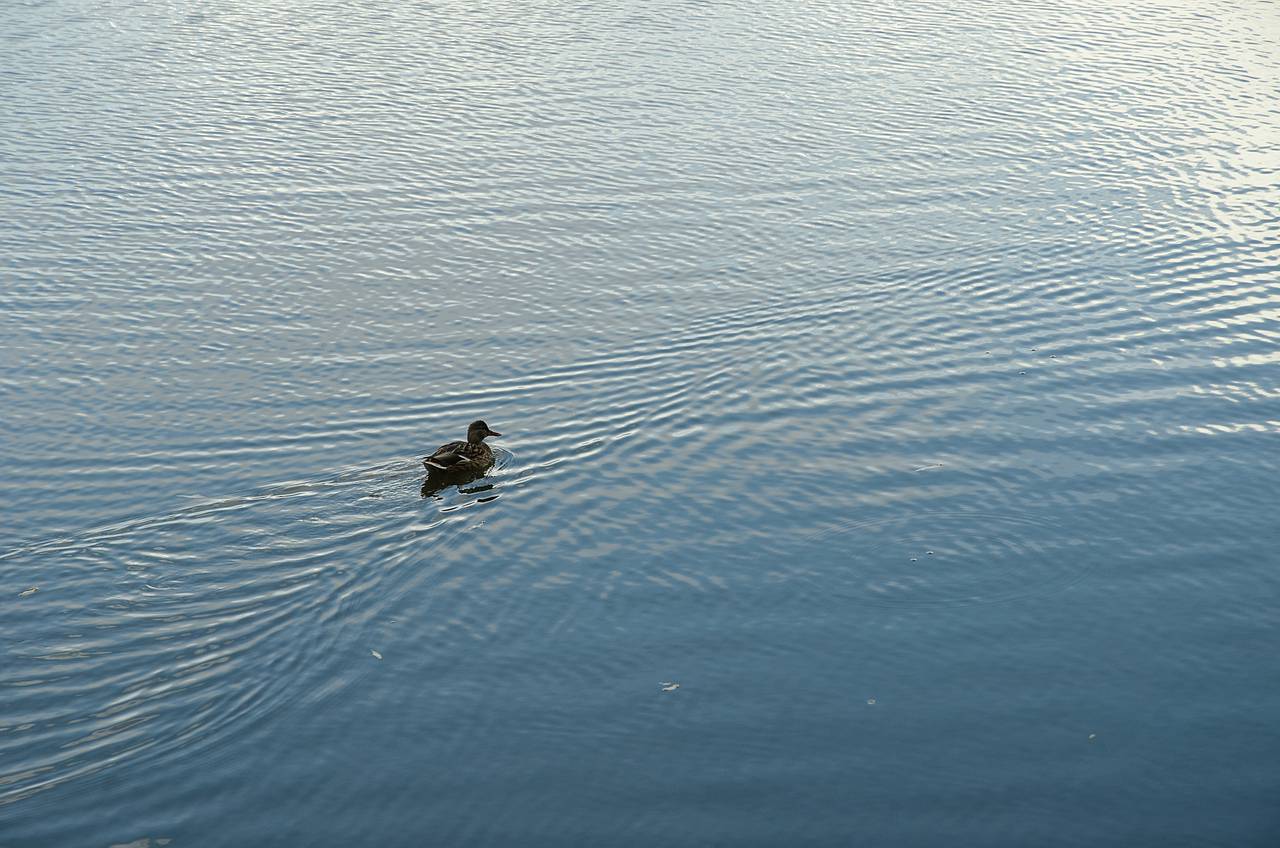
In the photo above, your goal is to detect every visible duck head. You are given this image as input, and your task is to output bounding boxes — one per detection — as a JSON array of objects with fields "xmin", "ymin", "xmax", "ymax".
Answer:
[{"xmin": 467, "ymin": 420, "xmax": 502, "ymax": 443}]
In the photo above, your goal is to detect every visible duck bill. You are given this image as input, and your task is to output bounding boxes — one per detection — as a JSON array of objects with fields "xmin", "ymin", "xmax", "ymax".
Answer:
[{"xmin": 487, "ymin": 431, "xmax": 502, "ymax": 438}]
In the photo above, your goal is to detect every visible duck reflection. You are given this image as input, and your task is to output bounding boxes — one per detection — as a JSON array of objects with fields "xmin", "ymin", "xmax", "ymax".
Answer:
[{"xmin": 420, "ymin": 475, "xmax": 495, "ymax": 499}]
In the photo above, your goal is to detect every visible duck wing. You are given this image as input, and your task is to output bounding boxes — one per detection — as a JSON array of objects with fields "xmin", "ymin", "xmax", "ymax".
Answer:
[{"xmin": 424, "ymin": 441, "xmax": 467, "ymax": 470}]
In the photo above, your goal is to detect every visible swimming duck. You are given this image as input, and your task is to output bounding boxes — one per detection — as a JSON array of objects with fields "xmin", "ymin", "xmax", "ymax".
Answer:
[{"xmin": 423, "ymin": 420, "xmax": 502, "ymax": 474}]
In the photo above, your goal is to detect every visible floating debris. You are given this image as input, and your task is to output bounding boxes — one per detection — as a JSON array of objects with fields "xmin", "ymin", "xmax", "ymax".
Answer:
[
  {"xmin": 1088, "ymin": 733, "xmax": 1097, "ymax": 741},
  {"xmin": 912, "ymin": 463, "xmax": 945, "ymax": 472},
  {"xmin": 866, "ymin": 698, "xmax": 877, "ymax": 705},
  {"xmin": 371, "ymin": 650, "xmax": 383, "ymax": 660},
  {"xmin": 660, "ymin": 681, "xmax": 680, "ymax": 692},
  {"xmin": 19, "ymin": 587, "xmax": 38, "ymax": 598}
]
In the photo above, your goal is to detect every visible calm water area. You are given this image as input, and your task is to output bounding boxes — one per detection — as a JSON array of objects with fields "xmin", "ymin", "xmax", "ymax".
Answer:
[{"xmin": 2, "ymin": 0, "xmax": 1279, "ymax": 844}]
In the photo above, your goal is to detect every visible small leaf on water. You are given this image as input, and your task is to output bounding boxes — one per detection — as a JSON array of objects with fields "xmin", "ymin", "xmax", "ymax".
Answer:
[
  {"xmin": 660, "ymin": 682, "xmax": 680, "ymax": 692},
  {"xmin": 371, "ymin": 650, "xmax": 383, "ymax": 660},
  {"xmin": 19, "ymin": 587, "xmax": 38, "ymax": 597}
]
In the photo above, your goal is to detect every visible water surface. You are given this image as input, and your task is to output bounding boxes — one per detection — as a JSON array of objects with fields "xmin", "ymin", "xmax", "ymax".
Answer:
[{"xmin": 2, "ymin": 0, "xmax": 1279, "ymax": 845}]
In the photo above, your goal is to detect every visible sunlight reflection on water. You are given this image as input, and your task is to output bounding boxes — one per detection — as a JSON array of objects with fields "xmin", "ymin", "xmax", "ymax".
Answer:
[{"xmin": 2, "ymin": 0, "xmax": 1279, "ymax": 844}]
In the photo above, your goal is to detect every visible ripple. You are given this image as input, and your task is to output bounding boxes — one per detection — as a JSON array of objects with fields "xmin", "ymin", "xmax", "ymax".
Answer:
[
  {"xmin": 783, "ymin": 510, "xmax": 1103, "ymax": 608},
  {"xmin": 0, "ymin": 457, "xmax": 508, "ymax": 808},
  {"xmin": 2, "ymin": 0, "xmax": 1279, "ymax": 841}
]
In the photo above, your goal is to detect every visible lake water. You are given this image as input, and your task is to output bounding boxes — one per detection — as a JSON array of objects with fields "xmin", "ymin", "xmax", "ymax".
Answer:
[{"xmin": 2, "ymin": 0, "xmax": 1278, "ymax": 844}]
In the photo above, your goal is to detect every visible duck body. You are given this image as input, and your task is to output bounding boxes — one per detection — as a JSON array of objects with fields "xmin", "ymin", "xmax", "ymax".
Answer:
[
  {"xmin": 423, "ymin": 420, "xmax": 501, "ymax": 476},
  {"xmin": 423, "ymin": 439, "xmax": 494, "ymax": 473}
]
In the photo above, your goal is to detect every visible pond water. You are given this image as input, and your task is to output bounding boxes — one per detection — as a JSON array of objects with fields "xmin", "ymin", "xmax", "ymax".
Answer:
[{"xmin": 2, "ymin": 0, "xmax": 1278, "ymax": 845}]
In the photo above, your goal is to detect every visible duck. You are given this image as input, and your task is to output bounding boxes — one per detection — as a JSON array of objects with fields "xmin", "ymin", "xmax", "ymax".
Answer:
[{"xmin": 423, "ymin": 420, "xmax": 502, "ymax": 475}]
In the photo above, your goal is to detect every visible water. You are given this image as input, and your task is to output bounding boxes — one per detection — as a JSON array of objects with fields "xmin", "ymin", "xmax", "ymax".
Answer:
[{"xmin": 2, "ymin": 0, "xmax": 1278, "ymax": 844}]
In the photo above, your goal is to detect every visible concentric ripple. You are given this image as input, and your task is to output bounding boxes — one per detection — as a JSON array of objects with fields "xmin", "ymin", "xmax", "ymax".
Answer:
[
  {"xmin": 1, "ymin": 0, "xmax": 1279, "ymax": 843},
  {"xmin": 0, "ymin": 458, "xmax": 510, "ymax": 808}
]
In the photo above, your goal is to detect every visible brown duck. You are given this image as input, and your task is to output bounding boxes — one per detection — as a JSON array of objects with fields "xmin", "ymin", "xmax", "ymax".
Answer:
[{"xmin": 423, "ymin": 420, "xmax": 502, "ymax": 474}]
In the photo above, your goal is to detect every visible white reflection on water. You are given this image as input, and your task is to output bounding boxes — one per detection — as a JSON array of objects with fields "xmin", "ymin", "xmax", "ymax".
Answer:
[{"xmin": 1, "ymin": 0, "xmax": 1279, "ymax": 844}]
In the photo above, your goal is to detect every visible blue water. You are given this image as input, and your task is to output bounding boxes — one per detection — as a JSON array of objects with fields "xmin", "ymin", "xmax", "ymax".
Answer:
[{"xmin": 2, "ymin": 0, "xmax": 1279, "ymax": 845}]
